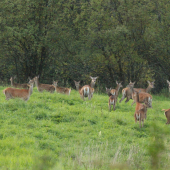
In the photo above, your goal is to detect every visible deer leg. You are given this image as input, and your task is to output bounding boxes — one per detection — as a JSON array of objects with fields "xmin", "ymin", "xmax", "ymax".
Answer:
[
  {"xmin": 142, "ymin": 120, "xmax": 144, "ymax": 127},
  {"xmin": 131, "ymin": 101, "xmax": 135, "ymax": 106},
  {"xmin": 113, "ymin": 103, "xmax": 115, "ymax": 111},
  {"xmin": 125, "ymin": 96, "xmax": 130, "ymax": 103},
  {"xmin": 119, "ymin": 96, "xmax": 125, "ymax": 103},
  {"xmin": 139, "ymin": 120, "xmax": 141, "ymax": 128},
  {"xmin": 109, "ymin": 105, "xmax": 111, "ymax": 111},
  {"xmin": 134, "ymin": 113, "xmax": 137, "ymax": 123}
]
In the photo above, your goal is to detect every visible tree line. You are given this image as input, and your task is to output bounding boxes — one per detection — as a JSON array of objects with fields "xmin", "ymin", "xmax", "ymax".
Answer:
[{"xmin": 0, "ymin": 0, "xmax": 170, "ymax": 93}]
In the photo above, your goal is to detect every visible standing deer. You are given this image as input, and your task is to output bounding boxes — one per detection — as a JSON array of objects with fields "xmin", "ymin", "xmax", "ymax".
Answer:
[
  {"xmin": 110, "ymin": 81, "xmax": 123, "ymax": 101},
  {"xmin": 10, "ymin": 76, "xmax": 29, "ymax": 89},
  {"xmin": 33, "ymin": 76, "xmax": 55, "ymax": 93},
  {"xmin": 3, "ymin": 78, "xmax": 34, "ymax": 101},
  {"xmin": 108, "ymin": 81, "xmax": 122, "ymax": 111},
  {"xmin": 119, "ymin": 81, "xmax": 135, "ymax": 103},
  {"xmin": 106, "ymin": 87, "xmax": 112, "ymax": 97},
  {"xmin": 108, "ymin": 94, "xmax": 116, "ymax": 111},
  {"xmin": 53, "ymin": 81, "xmax": 71, "ymax": 95},
  {"xmin": 74, "ymin": 76, "xmax": 98, "ymax": 100},
  {"xmin": 132, "ymin": 92, "xmax": 153, "ymax": 108},
  {"xmin": 134, "ymin": 90, "xmax": 150, "ymax": 128},
  {"xmin": 167, "ymin": 80, "xmax": 170, "ymax": 92},
  {"xmin": 131, "ymin": 81, "xmax": 154, "ymax": 106}
]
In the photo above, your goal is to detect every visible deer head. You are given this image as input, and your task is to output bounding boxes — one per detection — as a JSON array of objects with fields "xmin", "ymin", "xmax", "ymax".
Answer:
[
  {"xmin": 147, "ymin": 80, "xmax": 155, "ymax": 88},
  {"xmin": 74, "ymin": 80, "xmax": 80, "ymax": 90}
]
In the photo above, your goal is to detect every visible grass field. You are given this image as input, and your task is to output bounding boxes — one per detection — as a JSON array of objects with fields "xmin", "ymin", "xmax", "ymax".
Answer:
[{"xmin": 0, "ymin": 86, "xmax": 170, "ymax": 170}]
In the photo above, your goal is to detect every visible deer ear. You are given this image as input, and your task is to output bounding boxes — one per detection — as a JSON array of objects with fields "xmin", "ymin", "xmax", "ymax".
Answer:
[
  {"xmin": 95, "ymin": 76, "xmax": 99, "ymax": 79},
  {"xmin": 90, "ymin": 76, "xmax": 93, "ymax": 79},
  {"xmin": 167, "ymin": 80, "xmax": 170, "ymax": 84},
  {"xmin": 133, "ymin": 81, "xmax": 136, "ymax": 84},
  {"xmin": 147, "ymin": 80, "xmax": 150, "ymax": 84},
  {"xmin": 116, "ymin": 81, "xmax": 118, "ymax": 84}
]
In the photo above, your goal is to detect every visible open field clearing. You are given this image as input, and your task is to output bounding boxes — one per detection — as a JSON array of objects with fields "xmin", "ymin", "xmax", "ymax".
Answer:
[{"xmin": 0, "ymin": 86, "xmax": 170, "ymax": 170}]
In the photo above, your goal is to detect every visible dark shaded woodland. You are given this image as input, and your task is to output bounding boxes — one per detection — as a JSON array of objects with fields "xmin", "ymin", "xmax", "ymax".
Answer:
[{"xmin": 0, "ymin": 0, "xmax": 170, "ymax": 92}]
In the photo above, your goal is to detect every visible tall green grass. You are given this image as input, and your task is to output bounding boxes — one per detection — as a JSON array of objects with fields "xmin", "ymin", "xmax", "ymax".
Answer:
[{"xmin": 0, "ymin": 86, "xmax": 170, "ymax": 170}]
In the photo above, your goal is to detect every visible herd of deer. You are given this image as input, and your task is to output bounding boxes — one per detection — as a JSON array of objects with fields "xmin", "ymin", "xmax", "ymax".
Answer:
[{"xmin": 2, "ymin": 76, "xmax": 170, "ymax": 128}]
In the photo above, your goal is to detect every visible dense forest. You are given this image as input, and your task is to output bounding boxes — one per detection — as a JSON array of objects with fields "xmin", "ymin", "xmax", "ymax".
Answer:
[{"xmin": 0, "ymin": 0, "xmax": 170, "ymax": 93}]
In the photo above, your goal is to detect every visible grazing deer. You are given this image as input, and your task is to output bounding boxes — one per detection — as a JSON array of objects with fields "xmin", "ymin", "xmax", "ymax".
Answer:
[
  {"xmin": 3, "ymin": 78, "xmax": 34, "ymax": 101},
  {"xmin": 10, "ymin": 76, "xmax": 29, "ymax": 89},
  {"xmin": 131, "ymin": 81, "xmax": 154, "ymax": 106},
  {"xmin": 167, "ymin": 80, "xmax": 170, "ymax": 92},
  {"xmin": 161, "ymin": 109, "xmax": 170, "ymax": 124},
  {"xmin": 119, "ymin": 81, "xmax": 135, "ymax": 103},
  {"xmin": 134, "ymin": 91, "xmax": 150, "ymax": 128},
  {"xmin": 33, "ymin": 76, "xmax": 55, "ymax": 93},
  {"xmin": 53, "ymin": 81, "xmax": 71, "ymax": 95}
]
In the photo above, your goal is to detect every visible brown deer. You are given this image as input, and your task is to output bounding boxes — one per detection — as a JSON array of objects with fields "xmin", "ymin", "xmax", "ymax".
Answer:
[
  {"xmin": 131, "ymin": 81, "xmax": 154, "ymax": 106},
  {"xmin": 167, "ymin": 80, "xmax": 170, "ymax": 92},
  {"xmin": 110, "ymin": 81, "xmax": 123, "ymax": 101},
  {"xmin": 108, "ymin": 81, "xmax": 122, "ymax": 111},
  {"xmin": 132, "ymin": 92, "xmax": 153, "ymax": 108},
  {"xmin": 162, "ymin": 109, "xmax": 170, "ymax": 124},
  {"xmin": 134, "ymin": 91, "xmax": 150, "ymax": 128},
  {"xmin": 10, "ymin": 76, "xmax": 29, "ymax": 89},
  {"xmin": 74, "ymin": 81, "xmax": 82, "ymax": 91},
  {"xmin": 33, "ymin": 76, "xmax": 55, "ymax": 93},
  {"xmin": 134, "ymin": 81, "xmax": 155, "ymax": 93},
  {"xmin": 106, "ymin": 87, "xmax": 112, "ymax": 97},
  {"xmin": 119, "ymin": 81, "xmax": 135, "ymax": 103},
  {"xmin": 74, "ymin": 76, "xmax": 98, "ymax": 100},
  {"xmin": 74, "ymin": 80, "xmax": 84, "ymax": 99},
  {"xmin": 3, "ymin": 78, "xmax": 34, "ymax": 101},
  {"xmin": 108, "ymin": 94, "xmax": 116, "ymax": 111},
  {"xmin": 53, "ymin": 81, "xmax": 71, "ymax": 95}
]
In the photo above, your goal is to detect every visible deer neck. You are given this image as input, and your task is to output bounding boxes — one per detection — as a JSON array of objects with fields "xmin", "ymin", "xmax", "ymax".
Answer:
[
  {"xmin": 90, "ymin": 82, "xmax": 95, "ymax": 88},
  {"xmin": 34, "ymin": 78, "xmax": 40, "ymax": 88},
  {"xmin": 146, "ymin": 86, "xmax": 152, "ymax": 93},
  {"xmin": 115, "ymin": 85, "xmax": 121, "ymax": 95},
  {"xmin": 29, "ymin": 84, "xmax": 34, "ymax": 96},
  {"xmin": 10, "ymin": 79, "xmax": 13, "ymax": 86}
]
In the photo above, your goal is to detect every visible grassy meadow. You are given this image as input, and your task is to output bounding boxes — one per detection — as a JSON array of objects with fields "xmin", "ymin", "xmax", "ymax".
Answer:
[{"xmin": 0, "ymin": 86, "xmax": 170, "ymax": 170}]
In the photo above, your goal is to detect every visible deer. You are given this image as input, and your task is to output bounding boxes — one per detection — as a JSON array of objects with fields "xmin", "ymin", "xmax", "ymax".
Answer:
[
  {"xmin": 52, "ymin": 81, "xmax": 71, "ymax": 95},
  {"xmin": 10, "ymin": 76, "xmax": 29, "ymax": 89},
  {"xmin": 110, "ymin": 81, "xmax": 122, "ymax": 101},
  {"xmin": 3, "ymin": 78, "xmax": 34, "ymax": 101},
  {"xmin": 108, "ymin": 94, "xmax": 116, "ymax": 111},
  {"xmin": 161, "ymin": 109, "xmax": 170, "ymax": 124},
  {"xmin": 33, "ymin": 76, "xmax": 55, "ymax": 93},
  {"xmin": 131, "ymin": 81, "xmax": 154, "ymax": 106},
  {"xmin": 119, "ymin": 81, "xmax": 136, "ymax": 103},
  {"xmin": 132, "ymin": 91, "xmax": 153, "ymax": 108},
  {"xmin": 108, "ymin": 81, "xmax": 122, "ymax": 111},
  {"xmin": 134, "ymin": 90, "xmax": 151, "ymax": 128},
  {"xmin": 106, "ymin": 87, "xmax": 112, "ymax": 97},
  {"xmin": 167, "ymin": 80, "xmax": 170, "ymax": 92},
  {"xmin": 74, "ymin": 76, "xmax": 98, "ymax": 100}
]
